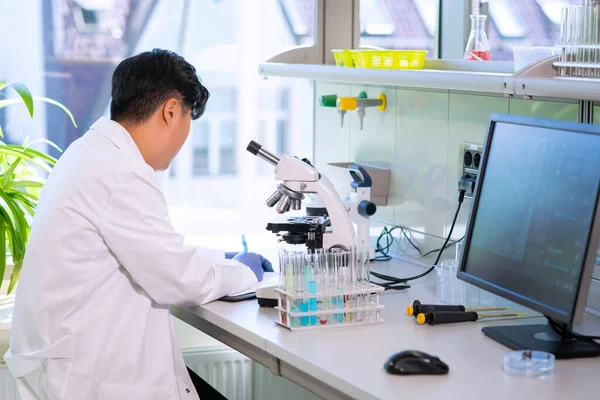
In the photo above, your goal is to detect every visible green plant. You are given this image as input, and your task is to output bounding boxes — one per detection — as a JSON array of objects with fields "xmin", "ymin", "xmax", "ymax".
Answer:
[{"xmin": 0, "ymin": 82, "xmax": 76, "ymax": 294}]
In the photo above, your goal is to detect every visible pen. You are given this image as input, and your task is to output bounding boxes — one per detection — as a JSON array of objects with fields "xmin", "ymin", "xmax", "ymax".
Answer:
[{"xmin": 242, "ymin": 234, "xmax": 248, "ymax": 254}]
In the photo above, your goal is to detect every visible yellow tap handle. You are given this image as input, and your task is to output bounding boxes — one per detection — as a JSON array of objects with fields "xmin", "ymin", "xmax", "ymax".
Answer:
[
  {"xmin": 377, "ymin": 93, "xmax": 387, "ymax": 112},
  {"xmin": 337, "ymin": 97, "xmax": 358, "ymax": 111}
]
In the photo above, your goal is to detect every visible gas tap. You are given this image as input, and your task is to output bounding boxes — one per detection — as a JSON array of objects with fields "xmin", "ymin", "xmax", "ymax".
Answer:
[{"xmin": 337, "ymin": 92, "xmax": 387, "ymax": 130}]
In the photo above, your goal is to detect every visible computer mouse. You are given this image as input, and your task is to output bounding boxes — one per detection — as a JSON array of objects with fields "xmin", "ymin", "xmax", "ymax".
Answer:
[{"xmin": 384, "ymin": 350, "xmax": 449, "ymax": 375}]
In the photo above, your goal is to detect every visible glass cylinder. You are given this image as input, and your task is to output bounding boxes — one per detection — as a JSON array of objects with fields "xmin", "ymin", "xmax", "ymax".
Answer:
[{"xmin": 464, "ymin": 15, "xmax": 491, "ymax": 61}]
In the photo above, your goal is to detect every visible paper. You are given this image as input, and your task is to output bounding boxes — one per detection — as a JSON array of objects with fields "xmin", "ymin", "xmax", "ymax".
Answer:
[{"xmin": 229, "ymin": 272, "xmax": 279, "ymax": 296}]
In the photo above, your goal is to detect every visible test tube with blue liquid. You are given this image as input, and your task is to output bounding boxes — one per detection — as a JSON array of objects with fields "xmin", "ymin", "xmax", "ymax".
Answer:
[
  {"xmin": 295, "ymin": 253, "xmax": 309, "ymax": 326},
  {"xmin": 334, "ymin": 252, "xmax": 345, "ymax": 323},
  {"xmin": 305, "ymin": 254, "xmax": 318, "ymax": 326}
]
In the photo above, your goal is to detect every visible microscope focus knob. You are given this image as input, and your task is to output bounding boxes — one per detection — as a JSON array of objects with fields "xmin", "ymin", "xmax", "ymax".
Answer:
[{"xmin": 358, "ymin": 200, "xmax": 377, "ymax": 217}]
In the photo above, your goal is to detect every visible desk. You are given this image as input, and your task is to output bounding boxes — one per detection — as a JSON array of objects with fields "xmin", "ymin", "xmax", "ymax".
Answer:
[{"xmin": 172, "ymin": 259, "xmax": 600, "ymax": 400}]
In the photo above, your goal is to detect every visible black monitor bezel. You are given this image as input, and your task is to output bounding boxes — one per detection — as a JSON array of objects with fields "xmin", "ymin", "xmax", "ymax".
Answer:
[{"xmin": 457, "ymin": 113, "xmax": 600, "ymax": 325}]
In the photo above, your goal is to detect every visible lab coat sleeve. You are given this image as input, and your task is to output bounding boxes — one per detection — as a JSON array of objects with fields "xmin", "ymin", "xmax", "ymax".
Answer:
[{"xmin": 99, "ymin": 174, "xmax": 258, "ymax": 306}]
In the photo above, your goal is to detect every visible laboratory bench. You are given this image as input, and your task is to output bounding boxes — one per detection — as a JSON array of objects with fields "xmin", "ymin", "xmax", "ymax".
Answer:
[{"xmin": 172, "ymin": 257, "xmax": 600, "ymax": 400}]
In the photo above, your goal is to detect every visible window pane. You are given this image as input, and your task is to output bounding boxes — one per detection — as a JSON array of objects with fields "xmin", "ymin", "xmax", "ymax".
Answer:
[
  {"xmin": 488, "ymin": 0, "xmax": 580, "ymax": 61},
  {"xmin": 207, "ymin": 88, "xmax": 237, "ymax": 112},
  {"xmin": 360, "ymin": 0, "xmax": 438, "ymax": 57},
  {"xmin": 3, "ymin": 0, "xmax": 314, "ymax": 248},
  {"xmin": 219, "ymin": 120, "xmax": 236, "ymax": 175},
  {"xmin": 192, "ymin": 121, "xmax": 210, "ymax": 176}
]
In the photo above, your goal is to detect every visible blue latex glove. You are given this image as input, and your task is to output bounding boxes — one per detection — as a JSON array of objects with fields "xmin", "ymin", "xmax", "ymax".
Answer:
[
  {"xmin": 225, "ymin": 252, "xmax": 238, "ymax": 260},
  {"xmin": 232, "ymin": 252, "xmax": 274, "ymax": 281}
]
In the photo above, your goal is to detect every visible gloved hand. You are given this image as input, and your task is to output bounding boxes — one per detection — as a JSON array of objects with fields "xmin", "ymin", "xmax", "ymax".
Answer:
[
  {"xmin": 231, "ymin": 252, "xmax": 274, "ymax": 281},
  {"xmin": 225, "ymin": 252, "xmax": 238, "ymax": 260}
]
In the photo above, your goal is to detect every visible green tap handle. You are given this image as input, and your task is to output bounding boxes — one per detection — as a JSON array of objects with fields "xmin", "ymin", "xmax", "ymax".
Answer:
[{"xmin": 319, "ymin": 94, "xmax": 338, "ymax": 107}]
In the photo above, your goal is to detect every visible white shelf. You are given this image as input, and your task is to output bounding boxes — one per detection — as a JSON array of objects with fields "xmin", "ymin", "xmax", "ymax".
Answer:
[
  {"xmin": 259, "ymin": 63, "xmax": 511, "ymax": 95},
  {"xmin": 259, "ymin": 62, "xmax": 600, "ymax": 102}
]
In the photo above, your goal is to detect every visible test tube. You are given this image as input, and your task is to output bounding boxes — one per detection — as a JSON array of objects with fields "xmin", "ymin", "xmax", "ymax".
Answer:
[
  {"xmin": 592, "ymin": 5, "xmax": 600, "ymax": 78},
  {"xmin": 305, "ymin": 254, "xmax": 318, "ymax": 326},
  {"xmin": 560, "ymin": 7, "xmax": 568, "ymax": 77},
  {"xmin": 334, "ymin": 252, "xmax": 345, "ymax": 323},
  {"xmin": 293, "ymin": 252, "xmax": 305, "ymax": 327}
]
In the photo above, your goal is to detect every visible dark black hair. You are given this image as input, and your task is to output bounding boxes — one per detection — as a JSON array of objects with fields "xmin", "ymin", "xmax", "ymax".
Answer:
[{"xmin": 110, "ymin": 49, "xmax": 209, "ymax": 123}]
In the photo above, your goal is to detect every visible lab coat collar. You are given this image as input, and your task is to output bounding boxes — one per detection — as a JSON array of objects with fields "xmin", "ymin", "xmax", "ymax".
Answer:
[{"xmin": 90, "ymin": 117, "xmax": 145, "ymax": 162}]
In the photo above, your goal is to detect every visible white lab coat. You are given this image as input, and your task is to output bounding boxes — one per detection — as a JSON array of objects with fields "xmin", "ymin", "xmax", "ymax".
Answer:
[{"xmin": 5, "ymin": 117, "xmax": 258, "ymax": 399}]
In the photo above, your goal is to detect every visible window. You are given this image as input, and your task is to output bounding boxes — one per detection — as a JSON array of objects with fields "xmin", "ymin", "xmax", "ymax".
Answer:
[
  {"xmin": 192, "ymin": 121, "xmax": 210, "ymax": 177},
  {"xmin": 536, "ymin": 0, "xmax": 571, "ymax": 24},
  {"xmin": 3, "ymin": 0, "xmax": 314, "ymax": 248},
  {"xmin": 488, "ymin": 0, "xmax": 527, "ymax": 38},
  {"xmin": 219, "ymin": 120, "xmax": 236, "ymax": 175},
  {"xmin": 276, "ymin": 120, "xmax": 287, "ymax": 155},
  {"xmin": 360, "ymin": 0, "xmax": 439, "ymax": 57},
  {"xmin": 486, "ymin": 0, "xmax": 580, "ymax": 61}
]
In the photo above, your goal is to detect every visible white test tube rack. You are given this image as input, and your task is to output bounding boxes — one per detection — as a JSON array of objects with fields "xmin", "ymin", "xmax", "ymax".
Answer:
[{"xmin": 275, "ymin": 249, "xmax": 385, "ymax": 331}]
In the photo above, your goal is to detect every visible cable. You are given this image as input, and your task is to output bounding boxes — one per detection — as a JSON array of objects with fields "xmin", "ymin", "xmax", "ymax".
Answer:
[
  {"xmin": 375, "ymin": 225, "xmax": 463, "ymax": 261},
  {"xmin": 547, "ymin": 317, "xmax": 600, "ymax": 348},
  {"xmin": 371, "ymin": 190, "xmax": 466, "ymax": 284}
]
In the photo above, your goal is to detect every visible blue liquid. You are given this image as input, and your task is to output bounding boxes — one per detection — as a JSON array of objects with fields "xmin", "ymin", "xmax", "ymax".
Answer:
[
  {"xmin": 334, "ymin": 294, "xmax": 345, "ymax": 323},
  {"xmin": 308, "ymin": 280, "xmax": 317, "ymax": 326},
  {"xmin": 291, "ymin": 301, "xmax": 300, "ymax": 327},
  {"xmin": 299, "ymin": 300, "xmax": 309, "ymax": 326}
]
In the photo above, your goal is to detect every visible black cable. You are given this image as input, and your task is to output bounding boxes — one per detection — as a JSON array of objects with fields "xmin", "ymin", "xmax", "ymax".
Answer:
[
  {"xmin": 547, "ymin": 317, "xmax": 600, "ymax": 347},
  {"xmin": 375, "ymin": 224, "xmax": 463, "ymax": 262},
  {"xmin": 421, "ymin": 235, "xmax": 465, "ymax": 257},
  {"xmin": 370, "ymin": 191, "xmax": 465, "ymax": 284}
]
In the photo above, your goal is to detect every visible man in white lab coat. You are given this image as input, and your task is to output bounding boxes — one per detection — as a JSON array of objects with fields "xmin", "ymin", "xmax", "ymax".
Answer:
[{"xmin": 5, "ymin": 49, "xmax": 271, "ymax": 400}]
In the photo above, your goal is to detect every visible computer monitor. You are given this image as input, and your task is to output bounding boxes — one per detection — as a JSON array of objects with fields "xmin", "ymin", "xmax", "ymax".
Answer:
[{"xmin": 457, "ymin": 114, "xmax": 600, "ymax": 359}]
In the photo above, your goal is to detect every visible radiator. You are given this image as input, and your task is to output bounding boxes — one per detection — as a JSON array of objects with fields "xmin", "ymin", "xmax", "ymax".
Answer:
[
  {"xmin": 183, "ymin": 345, "xmax": 253, "ymax": 400},
  {"xmin": 0, "ymin": 347, "xmax": 318, "ymax": 400},
  {"xmin": 0, "ymin": 346, "xmax": 252, "ymax": 400}
]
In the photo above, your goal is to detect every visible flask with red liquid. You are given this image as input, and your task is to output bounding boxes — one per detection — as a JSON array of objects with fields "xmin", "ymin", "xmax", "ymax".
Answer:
[{"xmin": 464, "ymin": 14, "xmax": 491, "ymax": 61}]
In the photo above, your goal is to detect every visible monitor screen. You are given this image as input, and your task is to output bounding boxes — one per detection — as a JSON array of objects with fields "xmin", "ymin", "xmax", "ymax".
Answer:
[{"xmin": 459, "ymin": 115, "xmax": 600, "ymax": 323}]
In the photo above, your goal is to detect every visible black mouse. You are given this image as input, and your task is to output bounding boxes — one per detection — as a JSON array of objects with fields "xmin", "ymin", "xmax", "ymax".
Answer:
[{"xmin": 384, "ymin": 350, "xmax": 449, "ymax": 375}]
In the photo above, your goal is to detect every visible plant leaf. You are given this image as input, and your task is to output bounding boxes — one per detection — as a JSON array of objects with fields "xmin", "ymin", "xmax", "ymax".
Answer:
[
  {"xmin": 0, "ymin": 95, "xmax": 76, "ymax": 127},
  {"xmin": 0, "ymin": 218, "xmax": 5, "ymax": 290},
  {"xmin": 0, "ymin": 148, "xmax": 52, "ymax": 172},
  {"xmin": 0, "ymin": 191, "xmax": 25, "ymax": 257},
  {"xmin": 9, "ymin": 193, "xmax": 36, "ymax": 216},
  {"xmin": 1, "ymin": 157, "xmax": 22, "ymax": 188},
  {"xmin": 0, "ymin": 83, "xmax": 33, "ymax": 118},
  {"xmin": 7, "ymin": 180, "xmax": 45, "ymax": 190},
  {"xmin": 25, "ymin": 139, "xmax": 63, "ymax": 153},
  {"xmin": 7, "ymin": 260, "xmax": 21, "ymax": 295},
  {"xmin": 12, "ymin": 83, "xmax": 34, "ymax": 118},
  {"xmin": 0, "ymin": 124, "xmax": 3, "ymax": 139},
  {"xmin": 33, "ymin": 96, "xmax": 77, "ymax": 128}
]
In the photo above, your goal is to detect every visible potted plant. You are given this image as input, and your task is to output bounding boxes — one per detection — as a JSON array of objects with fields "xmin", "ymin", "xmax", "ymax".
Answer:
[{"xmin": 0, "ymin": 82, "xmax": 76, "ymax": 295}]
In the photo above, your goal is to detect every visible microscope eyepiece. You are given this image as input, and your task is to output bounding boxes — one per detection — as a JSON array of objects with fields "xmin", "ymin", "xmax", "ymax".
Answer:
[
  {"xmin": 247, "ymin": 140, "xmax": 280, "ymax": 166},
  {"xmin": 246, "ymin": 140, "xmax": 262, "ymax": 156}
]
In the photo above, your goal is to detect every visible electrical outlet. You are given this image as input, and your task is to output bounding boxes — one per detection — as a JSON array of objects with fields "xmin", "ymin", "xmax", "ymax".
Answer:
[{"xmin": 459, "ymin": 142, "xmax": 483, "ymax": 198}]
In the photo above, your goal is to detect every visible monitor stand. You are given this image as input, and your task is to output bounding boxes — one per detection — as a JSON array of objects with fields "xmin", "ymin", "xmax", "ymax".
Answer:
[{"xmin": 482, "ymin": 324, "xmax": 600, "ymax": 359}]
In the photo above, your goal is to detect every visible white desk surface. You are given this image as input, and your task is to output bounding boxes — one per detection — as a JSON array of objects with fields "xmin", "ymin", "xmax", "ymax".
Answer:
[{"xmin": 172, "ymin": 258, "xmax": 600, "ymax": 400}]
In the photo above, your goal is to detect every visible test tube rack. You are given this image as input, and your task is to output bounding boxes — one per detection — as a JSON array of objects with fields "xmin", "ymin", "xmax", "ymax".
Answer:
[{"xmin": 276, "ymin": 248, "xmax": 385, "ymax": 331}]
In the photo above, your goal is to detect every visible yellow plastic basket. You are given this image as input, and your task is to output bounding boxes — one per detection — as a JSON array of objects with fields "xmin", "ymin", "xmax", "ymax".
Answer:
[
  {"xmin": 332, "ymin": 49, "xmax": 357, "ymax": 68},
  {"xmin": 352, "ymin": 50, "xmax": 428, "ymax": 70}
]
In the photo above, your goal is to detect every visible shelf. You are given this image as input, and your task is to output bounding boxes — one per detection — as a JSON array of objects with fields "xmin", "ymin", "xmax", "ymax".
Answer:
[
  {"xmin": 259, "ymin": 61, "xmax": 600, "ymax": 102},
  {"xmin": 259, "ymin": 63, "xmax": 511, "ymax": 95}
]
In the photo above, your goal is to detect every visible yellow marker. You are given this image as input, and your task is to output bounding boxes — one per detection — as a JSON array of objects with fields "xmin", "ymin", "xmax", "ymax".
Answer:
[
  {"xmin": 417, "ymin": 313, "xmax": 427, "ymax": 325},
  {"xmin": 337, "ymin": 97, "xmax": 358, "ymax": 111},
  {"xmin": 406, "ymin": 305, "xmax": 415, "ymax": 316}
]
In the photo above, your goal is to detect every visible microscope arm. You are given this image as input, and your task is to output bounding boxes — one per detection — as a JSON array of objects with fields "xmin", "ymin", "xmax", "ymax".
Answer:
[
  {"xmin": 284, "ymin": 177, "xmax": 356, "ymax": 250},
  {"xmin": 247, "ymin": 141, "xmax": 357, "ymax": 251}
]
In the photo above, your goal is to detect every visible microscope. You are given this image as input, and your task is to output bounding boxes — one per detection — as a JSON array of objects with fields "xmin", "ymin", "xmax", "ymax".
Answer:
[{"xmin": 246, "ymin": 141, "xmax": 376, "ymax": 256}]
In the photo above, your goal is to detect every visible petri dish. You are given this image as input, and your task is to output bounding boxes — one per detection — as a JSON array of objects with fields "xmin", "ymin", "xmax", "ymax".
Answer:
[{"xmin": 503, "ymin": 350, "xmax": 555, "ymax": 379}]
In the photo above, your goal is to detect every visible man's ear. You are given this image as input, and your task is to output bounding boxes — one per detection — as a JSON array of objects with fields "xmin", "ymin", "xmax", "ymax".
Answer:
[{"xmin": 162, "ymin": 98, "xmax": 178, "ymax": 124}]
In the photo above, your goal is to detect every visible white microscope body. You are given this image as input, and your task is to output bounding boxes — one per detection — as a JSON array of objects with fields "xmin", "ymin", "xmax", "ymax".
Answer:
[{"xmin": 247, "ymin": 141, "xmax": 376, "ymax": 255}]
